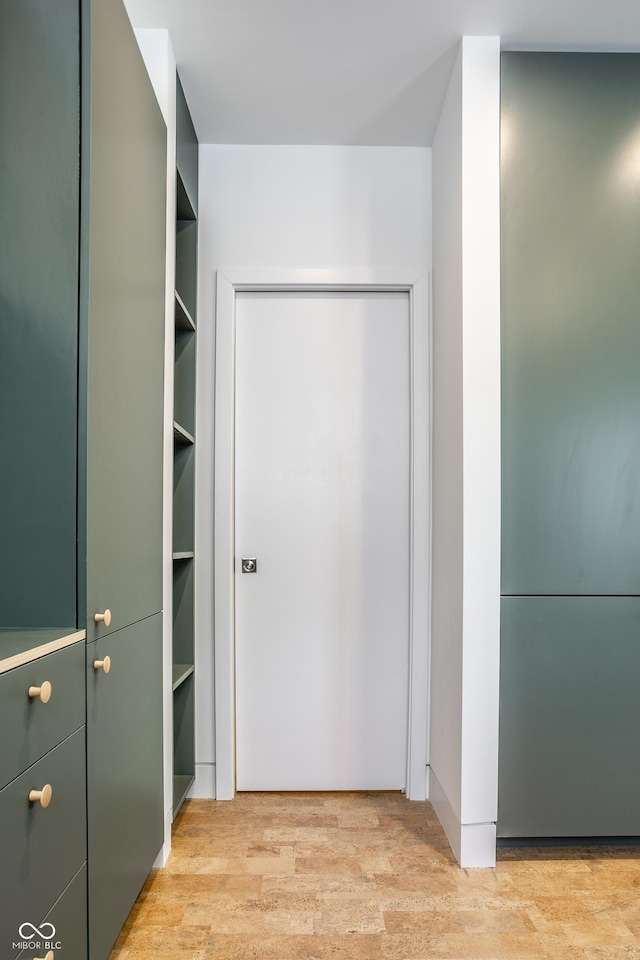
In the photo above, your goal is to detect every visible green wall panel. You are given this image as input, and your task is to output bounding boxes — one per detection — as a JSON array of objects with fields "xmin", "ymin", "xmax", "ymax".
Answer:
[
  {"xmin": 0, "ymin": 0, "xmax": 79, "ymax": 626},
  {"xmin": 501, "ymin": 53, "xmax": 640, "ymax": 596}
]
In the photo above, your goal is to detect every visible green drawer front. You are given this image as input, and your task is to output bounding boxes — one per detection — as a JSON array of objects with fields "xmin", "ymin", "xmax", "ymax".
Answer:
[
  {"xmin": 0, "ymin": 728, "xmax": 87, "ymax": 954},
  {"xmin": 0, "ymin": 642, "xmax": 85, "ymax": 790},
  {"xmin": 14, "ymin": 864, "xmax": 87, "ymax": 960}
]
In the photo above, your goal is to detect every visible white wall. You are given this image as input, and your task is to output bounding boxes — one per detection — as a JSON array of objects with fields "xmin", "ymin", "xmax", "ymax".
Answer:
[
  {"xmin": 195, "ymin": 145, "xmax": 432, "ymax": 794},
  {"xmin": 430, "ymin": 37, "xmax": 501, "ymax": 868}
]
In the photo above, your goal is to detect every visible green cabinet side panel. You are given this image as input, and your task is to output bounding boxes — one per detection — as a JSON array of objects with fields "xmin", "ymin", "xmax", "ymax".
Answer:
[
  {"xmin": 0, "ymin": 0, "xmax": 79, "ymax": 626},
  {"xmin": 83, "ymin": 0, "xmax": 166, "ymax": 638},
  {"xmin": 0, "ymin": 728, "xmax": 86, "ymax": 956},
  {"xmin": 501, "ymin": 53, "xmax": 640, "ymax": 596},
  {"xmin": 87, "ymin": 614, "xmax": 163, "ymax": 960},
  {"xmin": 498, "ymin": 597, "xmax": 640, "ymax": 838}
]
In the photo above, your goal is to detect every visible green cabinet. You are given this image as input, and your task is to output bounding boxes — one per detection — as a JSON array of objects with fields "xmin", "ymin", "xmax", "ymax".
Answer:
[
  {"xmin": 87, "ymin": 616, "xmax": 163, "ymax": 960},
  {"xmin": 501, "ymin": 53, "xmax": 640, "ymax": 598},
  {"xmin": 0, "ymin": 0, "xmax": 79, "ymax": 627},
  {"xmin": 82, "ymin": 0, "xmax": 165, "ymax": 640},
  {"xmin": 0, "ymin": 0, "xmax": 166, "ymax": 954},
  {"xmin": 1, "ymin": 727, "xmax": 86, "ymax": 959},
  {"xmin": 81, "ymin": 0, "xmax": 166, "ymax": 955},
  {"xmin": 500, "ymin": 53, "xmax": 640, "ymax": 838}
]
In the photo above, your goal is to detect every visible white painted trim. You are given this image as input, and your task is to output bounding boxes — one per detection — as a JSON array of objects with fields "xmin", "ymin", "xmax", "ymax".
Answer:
[
  {"xmin": 430, "ymin": 768, "xmax": 496, "ymax": 868},
  {"xmin": 214, "ymin": 269, "xmax": 431, "ymax": 801},
  {"xmin": 189, "ymin": 762, "xmax": 216, "ymax": 798}
]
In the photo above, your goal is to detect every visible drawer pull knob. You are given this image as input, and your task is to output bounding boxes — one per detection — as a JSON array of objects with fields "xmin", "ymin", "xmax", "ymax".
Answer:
[
  {"xmin": 34, "ymin": 953, "xmax": 54, "ymax": 960},
  {"xmin": 28, "ymin": 681, "xmax": 52, "ymax": 703},
  {"xmin": 94, "ymin": 656, "xmax": 111, "ymax": 674},
  {"xmin": 94, "ymin": 608, "xmax": 112, "ymax": 627},
  {"xmin": 29, "ymin": 784, "xmax": 53, "ymax": 808}
]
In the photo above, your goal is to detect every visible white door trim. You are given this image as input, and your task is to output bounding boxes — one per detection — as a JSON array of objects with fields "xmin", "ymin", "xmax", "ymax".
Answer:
[{"xmin": 214, "ymin": 269, "xmax": 431, "ymax": 801}]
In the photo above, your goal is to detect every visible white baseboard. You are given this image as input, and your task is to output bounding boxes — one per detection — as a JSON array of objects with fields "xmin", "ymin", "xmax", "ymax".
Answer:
[
  {"xmin": 188, "ymin": 762, "xmax": 216, "ymax": 798},
  {"xmin": 153, "ymin": 807, "xmax": 173, "ymax": 868},
  {"xmin": 430, "ymin": 768, "xmax": 496, "ymax": 868}
]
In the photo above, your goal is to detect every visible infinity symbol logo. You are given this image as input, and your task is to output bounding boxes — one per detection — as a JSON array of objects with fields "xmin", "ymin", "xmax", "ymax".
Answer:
[{"xmin": 18, "ymin": 922, "xmax": 56, "ymax": 940}]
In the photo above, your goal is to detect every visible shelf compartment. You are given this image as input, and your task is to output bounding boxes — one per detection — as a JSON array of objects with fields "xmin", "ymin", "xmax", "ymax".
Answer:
[
  {"xmin": 175, "ymin": 290, "xmax": 196, "ymax": 331},
  {"xmin": 173, "ymin": 551, "xmax": 194, "ymax": 560},
  {"xmin": 173, "ymin": 557, "xmax": 194, "ymax": 664},
  {"xmin": 172, "ymin": 773, "xmax": 195, "ymax": 819},
  {"xmin": 175, "ymin": 220, "xmax": 197, "ymax": 321},
  {"xmin": 173, "ymin": 671, "xmax": 195, "ymax": 819},
  {"xmin": 176, "ymin": 168, "xmax": 196, "ymax": 223},
  {"xmin": 173, "ymin": 420, "xmax": 195, "ymax": 445},
  {"xmin": 174, "ymin": 329, "xmax": 196, "ymax": 437},
  {"xmin": 173, "ymin": 444, "xmax": 195, "ymax": 555},
  {"xmin": 172, "ymin": 663, "xmax": 194, "ymax": 691}
]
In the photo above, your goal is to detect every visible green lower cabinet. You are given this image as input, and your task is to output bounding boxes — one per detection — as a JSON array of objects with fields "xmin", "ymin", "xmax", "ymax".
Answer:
[
  {"xmin": 0, "ymin": 728, "xmax": 86, "ymax": 959},
  {"xmin": 498, "ymin": 597, "xmax": 640, "ymax": 838},
  {"xmin": 87, "ymin": 614, "xmax": 163, "ymax": 960},
  {"xmin": 16, "ymin": 864, "xmax": 87, "ymax": 960}
]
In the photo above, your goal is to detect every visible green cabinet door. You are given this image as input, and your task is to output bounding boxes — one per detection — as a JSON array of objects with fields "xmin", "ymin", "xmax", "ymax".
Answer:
[
  {"xmin": 499, "ymin": 597, "xmax": 640, "ymax": 838},
  {"xmin": 86, "ymin": 614, "xmax": 163, "ymax": 960},
  {"xmin": 81, "ymin": 0, "xmax": 166, "ymax": 638},
  {"xmin": 0, "ymin": 0, "xmax": 79, "ymax": 626},
  {"xmin": 501, "ymin": 53, "xmax": 640, "ymax": 596}
]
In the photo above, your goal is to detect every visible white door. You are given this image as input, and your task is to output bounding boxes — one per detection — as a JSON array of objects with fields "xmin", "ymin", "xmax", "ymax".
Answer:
[{"xmin": 235, "ymin": 290, "xmax": 410, "ymax": 790}]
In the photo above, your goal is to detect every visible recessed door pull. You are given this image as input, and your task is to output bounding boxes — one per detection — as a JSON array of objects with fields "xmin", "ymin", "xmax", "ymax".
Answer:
[{"xmin": 242, "ymin": 558, "xmax": 257, "ymax": 573}]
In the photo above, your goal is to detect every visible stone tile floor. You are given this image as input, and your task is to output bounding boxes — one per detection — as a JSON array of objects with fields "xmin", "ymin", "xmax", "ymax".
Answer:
[{"xmin": 110, "ymin": 792, "xmax": 640, "ymax": 959}]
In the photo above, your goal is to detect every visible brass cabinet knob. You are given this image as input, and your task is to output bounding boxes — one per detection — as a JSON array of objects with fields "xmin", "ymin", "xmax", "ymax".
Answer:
[
  {"xmin": 28, "ymin": 681, "xmax": 52, "ymax": 703},
  {"xmin": 93, "ymin": 656, "xmax": 111, "ymax": 674},
  {"xmin": 94, "ymin": 608, "xmax": 112, "ymax": 627},
  {"xmin": 29, "ymin": 784, "xmax": 53, "ymax": 808}
]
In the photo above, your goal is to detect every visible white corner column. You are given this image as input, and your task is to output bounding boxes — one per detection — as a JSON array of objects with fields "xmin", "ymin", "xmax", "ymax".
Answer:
[{"xmin": 430, "ymin": 35, "xmax": 501, "ymax": 868}]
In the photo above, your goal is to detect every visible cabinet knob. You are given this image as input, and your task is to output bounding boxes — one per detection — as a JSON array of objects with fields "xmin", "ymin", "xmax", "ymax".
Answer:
[
  {"xmin": 34, "ymin": 953, "xmax": 54, "ymax": 960},
  {"xmin": 28, "ymin": 681, "xmax": 52, "ymax": 703},
  {"xmin": 94, "ymin": 608, "xmax": 112, "ymax": 627},
  {"xmin": 29, "ymin": 784, "xmax": 53, "ymax": 808},
  {"xmin": 93, "ymin": 656, "xmax": 111, "ymax": 674}
]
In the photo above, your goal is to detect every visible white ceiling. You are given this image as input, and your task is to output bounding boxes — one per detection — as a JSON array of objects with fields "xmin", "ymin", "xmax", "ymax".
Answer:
[{"xmin": 123, "ymin": 0, "xmax": 640, "ymax": 146}]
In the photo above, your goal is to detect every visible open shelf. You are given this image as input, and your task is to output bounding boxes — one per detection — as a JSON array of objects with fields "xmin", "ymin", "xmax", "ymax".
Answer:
[
  {"xmin": 176, "ymin": 170, "xmax": 196, "ymax": 222},
  {"xmin": 173, "ymin": 420, "xmax": 195, "ymax": 445},
  {"xmin": 175, "ymin": 290, "xmax": 196, "ymax": 331},
  {"xmin": 175, "ymin": 221, "xmax": 197, "ymax": 320},
  {"xmin": 174, "ymin": 330, "xmax": 196, "ymax": 436},
  {"xmin": 173, "ymin": 773, "xmax": 195, "ymax": 818},
  {"xmin": 172, "ymin": 72, "xmax": 198, "ymax": 828},
  {"xmin": 172, "ymin": 662, "xmax": 194, "ymax": 691}
]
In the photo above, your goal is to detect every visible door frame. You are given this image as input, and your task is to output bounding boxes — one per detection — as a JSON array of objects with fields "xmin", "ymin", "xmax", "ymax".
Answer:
[{"xmin": 214, "ymin": 269, "xmax": 431, "ymax": 800}]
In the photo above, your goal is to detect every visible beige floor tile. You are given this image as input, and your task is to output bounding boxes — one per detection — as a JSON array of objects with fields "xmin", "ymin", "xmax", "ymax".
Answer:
[{"xmin": 108, "ymin": 794, "xmax": 640, "ymax": 960}]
